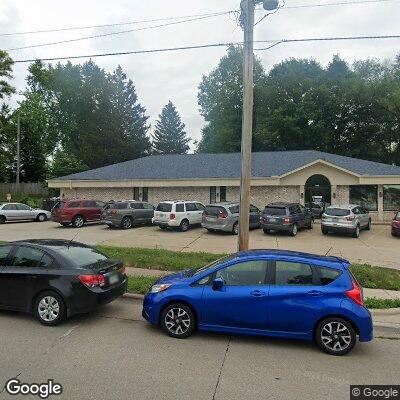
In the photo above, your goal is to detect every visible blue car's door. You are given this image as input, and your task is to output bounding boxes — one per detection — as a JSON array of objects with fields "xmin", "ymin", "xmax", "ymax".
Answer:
[
  {"xmin": 267, "ymin": 260, "xmax": 326, "ymax": 334},
  {"xmin": 200, "ymin": 259, "xmax": 269, "ymax": 330}
]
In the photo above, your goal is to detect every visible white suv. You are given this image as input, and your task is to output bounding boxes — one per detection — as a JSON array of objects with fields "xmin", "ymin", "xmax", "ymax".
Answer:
[{"xmin": 152, "ymin": 200, "xmax": 206, "ymax": 232}]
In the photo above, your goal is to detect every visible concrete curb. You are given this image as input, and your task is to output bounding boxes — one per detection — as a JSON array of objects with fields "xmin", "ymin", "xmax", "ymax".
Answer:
[{"xmin": 123, "ymin": 293, "xmax": 145, "ymax": 300}]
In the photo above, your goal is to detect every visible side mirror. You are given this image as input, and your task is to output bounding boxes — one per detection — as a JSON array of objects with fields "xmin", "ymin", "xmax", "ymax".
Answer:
[{"xmin": 212, "ymin": 277, "xmax": 224, "ymax": 291}]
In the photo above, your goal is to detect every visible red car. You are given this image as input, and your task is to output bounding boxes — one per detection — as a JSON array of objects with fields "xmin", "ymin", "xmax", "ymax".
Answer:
[
  {"xmin": 392, "ymin": 211, "xmax": 400, "ymax": 237},
  {"xmin": 52, "ymin": 199, "xmax": 105, "ymax": 228}
]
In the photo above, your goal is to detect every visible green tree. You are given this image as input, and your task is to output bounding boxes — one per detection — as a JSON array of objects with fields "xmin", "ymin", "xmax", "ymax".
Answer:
[
  {"xmin": 49, "ymin": 149, "xmax": 88, "ymax": 178},
  {"xmin": 0, "ymin": 50, "xmax": 14, "ymax": 101},
  {"xmin": 152, "ymin": 101, "xmax": 190, "ymax": 154}
]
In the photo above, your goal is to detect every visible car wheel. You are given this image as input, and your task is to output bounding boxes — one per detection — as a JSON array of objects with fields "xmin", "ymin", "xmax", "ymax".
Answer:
[
  {"xmin": 366, "ymin": 219, "xmax": 371, "ymax": 230},
  {"xmin": 60, "ymin": 222, "xmax": 70, "ymax": 227},
  {"xmin": 0, "ymin": 215, "xmax": 5, "ymax": 224},
  {"xmin": 316, "ymin": 317, "xmax": 356, "ymax": 356},
  {"xmin": 353, "ymin": 225, "xmax": 360, "ymax": 238},
  {"xmin": 121, "ymin": 216, "xmax": 133, "ymax": 230},
  {"xmin": 180, "ymin": 219, "xmax": 190, "ymax": 232},
  {"xmin": 321, "ymin": 227, "xmax": 329, "ymax": 235},
  {"xmin": 206, "ymin": 228, "xmax": 215, "ymax": 233},
  {"xmin": 308, "ymin": 219, "xmax": 314, "ymax": 229},
  {"xmin": 263, "ymin": 228, "xmax": 270, "ymax": 234},
  {"xmin": 72, "ymin": 215, "xmax": 85, "ymax": 228},
  {"xmin": 159, "ymin": 226, "xmax": 168, "ymax": 230},
  {"xmin": 161, "ymin": 303, "xmax": 195, "ymax": 339},
  {"xmin": 232, "ymin": 222, "xmax": 239, "ymax": 235},
  {"xmin": 290, "ymin": 224, "xmax": 298, "ymax": 237},
  {"xmin": 34, "ymin": 291, "xmax": 66, "ymax": 326},
  {"xmin": 36, "ymin": 213, "xmax": 47, "ymax": 222}
]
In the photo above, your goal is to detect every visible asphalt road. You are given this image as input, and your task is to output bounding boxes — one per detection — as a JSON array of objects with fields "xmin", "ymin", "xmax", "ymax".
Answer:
[
  {"xmin": 1, "ymin": 220, "xmax": 399, "ymax": 269},
  {"xmin": 0, "ymin": 298, "xmax": 399, "ymax": 400}
]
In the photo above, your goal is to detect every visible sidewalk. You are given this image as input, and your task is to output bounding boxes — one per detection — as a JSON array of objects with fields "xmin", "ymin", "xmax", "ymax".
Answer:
[{"xmin": 126, "ymin": 267, "xmax": 400, "ymax": 300}]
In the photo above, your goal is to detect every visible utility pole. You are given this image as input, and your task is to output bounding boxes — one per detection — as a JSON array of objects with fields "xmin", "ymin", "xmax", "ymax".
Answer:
[
  {"xmin": 238, "ymin": 0, "xmax": 255, "ymax": 251},
  {"xmin": 238, "ymin": 0, "xmax": 278, "ymax": 251},
  {"xmin": 16, "ymin": 113, "xmax": 20, "ymax": 193}
]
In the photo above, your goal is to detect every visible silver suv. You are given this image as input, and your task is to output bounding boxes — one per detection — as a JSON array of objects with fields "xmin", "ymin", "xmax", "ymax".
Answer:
[{"xmin": 321, "ymin": 205, "xmax": 371, "ymax": 238}]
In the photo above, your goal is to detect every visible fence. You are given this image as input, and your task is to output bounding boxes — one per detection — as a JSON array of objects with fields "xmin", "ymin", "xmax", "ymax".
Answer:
[{"xmin": 0, "ymin": 182, "xmax": 47, "ymax": 196}]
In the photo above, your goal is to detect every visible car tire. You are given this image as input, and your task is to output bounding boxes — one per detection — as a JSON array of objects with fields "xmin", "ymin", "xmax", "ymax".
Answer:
[
  {"xmin": 34, "ymin": 291, "xmax": 67, "ymax": 326},
  {"xmin": 206, "ymin": 228, "xmax": 215, "ymax": 233},
  {"xmin": 263, "ymin": 228, "xmax": 270, "ymax": 234},
  {"xmin": 159, "ymin": 226, "xmax": 168, "ymax": 230},
  {"xmin": 180, "ymin": 219, "xmax": 190, "ymax": 232},
  {"xmin": 121, "ymin": 216, "xmax": 133, "ymax": 230},
  {"xmin": 290, "ymin": 224, "xmax": 298, "ymax": 237},
  {"xmin": 352, "ymin": 225, "xmax": 360, "ymax": 238},
  {"xmin": 72, "ymin": 215, "xmax": 85, "ymax": 228},
  {"xmin": 316, "ymin": 317, "xmax": 356, "ymax": 356},
  {"xmin": 321, "ymin": 227, "xmax": 329, "ymax": 235},
  {"xmin": 60, "ymin": 222, "xmax": 70, "ymax": 227},
  {"xmin": 36, "ymin": 213, "xmax": 47, "ymax": 222},
  {"xmin": 0, "ymin": 215, "xmax": 5, "ymax": 224},
  {"xmin": 160, "ymin": 303, "xmax": 195, "ymax": 339},
  {"xmin": 308, "ymin": 219, "xmax": 314, "ymax": 229},
  {"xmin": 232, "ymin": 222, "xmax": 239, "ymax": 235},
  {"xmin": 366, "ymin": 219, "xmax": 371, "ymax": 230}
]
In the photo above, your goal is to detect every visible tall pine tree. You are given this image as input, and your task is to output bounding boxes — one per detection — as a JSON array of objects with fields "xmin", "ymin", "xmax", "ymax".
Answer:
[{"xmin": 152, "ymin": 101, "xmax": 190, "ymax": 154}]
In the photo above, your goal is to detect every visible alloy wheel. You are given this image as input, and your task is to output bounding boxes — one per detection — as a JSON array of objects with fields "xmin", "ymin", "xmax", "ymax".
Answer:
[
  {"xmin": 292, "ymin": 224, "xmax": 298, "ymax": 236},
  {"xmin": 320, "ymin": 321, "xmax": 352, "ymax": 353},
  {"xmin": 38, "ymin": 214, "xmax": 46, "ymax": 222},
  {"xmin": 180, "ymin": 220, "xmax": 189, "ymax": 232},
  {"xmin": 73, "ymin": 216, "xmax": 84, "ymax": 228},
  {"xmin": 233, "ymin": 223, "xmax": 239, "ymax": 235},
  {"xmin": 164, "ymin": 308, "xmax": 191, "ymax": 336},
  {"xmin": 122, "ymin": 217, "xmax": 133, "ymax": 229},
  {"xmin": 38, "ymin": 296, "xmax": 60, "ymax": 322}
]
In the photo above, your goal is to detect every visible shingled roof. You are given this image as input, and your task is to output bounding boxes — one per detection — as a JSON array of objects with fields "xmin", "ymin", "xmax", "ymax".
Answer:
[{"xmin": 54, "ymin": 150, "xmax": 400, "ymax": 181}]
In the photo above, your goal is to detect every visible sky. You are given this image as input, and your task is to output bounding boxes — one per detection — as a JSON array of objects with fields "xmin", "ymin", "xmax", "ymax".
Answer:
[{"xmin": 1, "ymin": 0, "xmax": 400, "ymax": 151}]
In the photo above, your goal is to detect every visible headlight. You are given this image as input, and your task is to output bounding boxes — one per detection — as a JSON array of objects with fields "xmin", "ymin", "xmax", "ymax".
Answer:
[{"xmin": 150, "ymin": 284, "xmax": 171, "ymax": 293}]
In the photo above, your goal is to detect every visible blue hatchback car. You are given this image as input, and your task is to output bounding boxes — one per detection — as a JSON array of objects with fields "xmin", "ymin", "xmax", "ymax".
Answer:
[{"xmin": 142, "ymin": 249, "xmax": 373, "ymax": 356}]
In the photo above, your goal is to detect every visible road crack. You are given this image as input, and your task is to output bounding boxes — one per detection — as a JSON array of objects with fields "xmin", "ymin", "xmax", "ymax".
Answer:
[{"xmin": 212, "ymin": 336, "xmax": 231, "ymax": 400}]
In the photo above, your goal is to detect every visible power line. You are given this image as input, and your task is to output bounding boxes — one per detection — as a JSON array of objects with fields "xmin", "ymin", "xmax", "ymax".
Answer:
[
  {"xmin": 13, "ymin": 34, "xmax": 400, "ymax": 64},
  {"xmin": 0, "ymin": 10, "xmax": 237, "ymax": 37},
  {"xmin": 281, "ymin": 0, "xmax": 398, "ymax": 10},
  {"xmin": 5, "ymin": 11, "xmax": 234, "ymax": 52}
]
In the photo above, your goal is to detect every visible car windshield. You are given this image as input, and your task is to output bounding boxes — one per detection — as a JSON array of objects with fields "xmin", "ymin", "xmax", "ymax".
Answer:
[
  {"xmin": 186, "ymin": 255, "xmax": 235, "ymax": 277},
  {"xmin": 156, "ymin": 203, "xmax": 172, "ymax": 212},
  {"xmin": 112, "ymin": 202, "xmax": 129, "ymax": 210},
  {"xmin": 325, "ymin": 208, "xmax": 350, "ymax": 216},
  {"xmin": 395, "ymin": 212, "xmax": 400, "ymax": 220},
  {"xmin": 51, "ymin": 244, "xmax": 109, "ymax": 268},
  {"xmin": 264, "ymin": 207, "xmax": 286, "ymax": 216}
]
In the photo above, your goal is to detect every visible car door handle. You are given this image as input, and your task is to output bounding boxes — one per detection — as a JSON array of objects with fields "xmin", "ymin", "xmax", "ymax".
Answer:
[
  {"xmin": 250, "ymin": 290, "xmax": 266, "ymax": 297},
  {"xmin": 307, "ymin": 290, "xmax": 324, "ymax": 297}
]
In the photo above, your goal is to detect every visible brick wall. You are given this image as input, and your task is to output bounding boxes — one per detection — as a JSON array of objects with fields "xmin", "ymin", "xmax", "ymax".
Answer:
[
  {"xmin": 334, "ymin": 185, "xmax": 349, "ymax": 205},
  {"xmin": 60, "ymin": 187, "xmax": 133, "ymax": 202},
  {"xmin": 148, "ymin": 187, "xmax": 210, "ymax": 205}
]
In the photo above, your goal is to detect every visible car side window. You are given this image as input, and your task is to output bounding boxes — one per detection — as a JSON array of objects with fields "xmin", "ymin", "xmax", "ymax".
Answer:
[
  {"xmin": 318, "ymin": 267, "xmax": 342, "ymax": 285},
  {"xmin": 215, "ymin": 260, "xmax": 267, "ymax": 286},
  {"xmin": 16, "ymin": 204, "xmax": 31, "ymax": 211},
  {"xmin": 11, "ymin": 246, "xmax": 49, "ymax": 268},
  {"xmin": 3, "ymin": 204, "xmax": 17, "ymax": 210},
  {"xmin": 68, "ymin": 201, "xmax": 81, "ymax": 208},
  {"xmin": 143, "ymin": 203, "xmax": 154, "ymax": 210},
  {"xmin": 0, "ymin": 245, "xmax": 12, "ymax": 266},
  {"xmin": 95, "ymin": 201, "xmax": 105, "ymax": 208},
  {"xmin": 131, "ymin": 203, "xmax": 144, "ymax": 209},
  {"xmin": 250, "ymin": 205, "xmax": 260, "ymax": 213},
  {"xmin": 82, "ymin": 201, "xmax": 96, "ymax": 208},
  {"xmin": 175, "ymin": 203, "xmax": 185, "ymax": 213},
  {"xmin": 196, "ymin": 203, "xmax": 205, "ymax": 211},
  {"xmin": 274, "ymin": 261, "xmax": 314, "ymax": 285},
  {"xmin": 185, "ymin": 203, "xmax": 197, "ymax": 212}
]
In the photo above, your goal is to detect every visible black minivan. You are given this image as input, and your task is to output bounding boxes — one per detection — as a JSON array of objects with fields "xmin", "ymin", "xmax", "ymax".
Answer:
[{"xmin": 260, "ymin": 202, "xmax": 314, "ymax": 236}]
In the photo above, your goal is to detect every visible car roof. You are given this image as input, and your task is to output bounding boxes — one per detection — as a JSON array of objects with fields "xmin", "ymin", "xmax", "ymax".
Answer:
[
  {"xmin": 7, "ymin": 239, "xmax": 89, "ymax": 248},
  {"xmin": 326, "ymin": 204, "xmax": 358, "ymax": 209},
  {"xmin": 233, "ymin": 249, "xmax": 349, "ymax": 267},
  {"xmin": 266, "ymin": 202, "xmax": 299, "ymax": 207},
  {"xmin": 207, "ymin": 202, "xmax": 238, "ymax": 207}
]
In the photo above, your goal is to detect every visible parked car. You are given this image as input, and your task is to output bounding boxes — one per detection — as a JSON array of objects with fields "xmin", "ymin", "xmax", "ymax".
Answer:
[
  {"xmin": 101, "ymin": 200, "xmax": 154, "ymax": 229},
  {"xmin": 305, "ymin": 202, "xmax": 325, "ymax": 219},
  {"xmin": 152, "ymin": 201, "xmax": 206, "ymax": 232},
  {"xmin": 260, "ymin": 203, "xmax": 313, "ymax": 236},
  {"xmin": 392, "ymin": 211, "xmax": 400, "ymax": 237},
  {"xmin": 142, "ymin": 249, "xmax": 373, "ymax": 356},
  {"xmin": 321, "ymin": 205, "xmax": 371, "ymax": 238},
  {"xmin": 201, "ymin": 203, "xmax": 261, "ymax": 235},
  {"xmin": 0, "ymin": 239, "xmax": 127, "ymax": 325},
  {"xmin": 51, "ymin": 199, "xmax": 105, "ymax": 228},
  {"xmin": 0, "ymin": 202, "xmax": 51, "ymax": 224}
]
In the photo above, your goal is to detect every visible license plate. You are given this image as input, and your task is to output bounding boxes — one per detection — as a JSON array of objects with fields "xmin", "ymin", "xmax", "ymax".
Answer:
[
  {"xmin": 109, "ymin": 274, "xmax": 119, "ymax": 285},
  {"xmin": 269, "ymin": 218, "xmax": 277, "ymax": 222}
]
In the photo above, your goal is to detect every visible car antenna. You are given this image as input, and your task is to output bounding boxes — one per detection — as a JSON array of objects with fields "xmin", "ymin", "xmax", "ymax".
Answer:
[
  {"xmin": 324, "ymin": 247, "xmax": 333, "ymax": 256},
  {"xmin": 67, "ymin": 232, "xmax": 79, "ymax": 249}
]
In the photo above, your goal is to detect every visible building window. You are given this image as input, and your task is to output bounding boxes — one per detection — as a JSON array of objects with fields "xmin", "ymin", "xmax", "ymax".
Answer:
[
  {"xmin": 133, "ymin": 188, "xmax": 140, "ymax": 201},
  {"xmin": 349, "ymin": 185, "xmax": 378, "ymax": 211},
  {"xmin": 210, "ymin": 187, "xmax": 216, "ymax": 204},
  {"xmin": 142, "ymin": 187, "xmax": 148, "ymax": 202},
  {"xmin": 220, "ymin": 186, "xmax": 227, "ymax": 202},
  {"xmin": 383, "ymin": 185, "xmax": 400, "ymax": 211}
]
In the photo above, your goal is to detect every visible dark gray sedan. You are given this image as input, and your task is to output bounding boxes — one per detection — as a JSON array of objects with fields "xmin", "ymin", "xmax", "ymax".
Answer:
[
  {"xmin": 101, "ymin": 201, "xmax": 154, "ymax": 229},
  {"xmin": 201, "ymin": 202, "xmax": 261, "ymax": 235}
]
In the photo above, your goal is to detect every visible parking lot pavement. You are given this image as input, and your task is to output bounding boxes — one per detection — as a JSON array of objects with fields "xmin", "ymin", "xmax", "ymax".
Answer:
[
  {"xmin": 0, "ymin": 298, "xmax": 399, "ymax": 400},
  {"xmin": 0, "ymin": 220, "xmax": 399, "ymax": 269}
]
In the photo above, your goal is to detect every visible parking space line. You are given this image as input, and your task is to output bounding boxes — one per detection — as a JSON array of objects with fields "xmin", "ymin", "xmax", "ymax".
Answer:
[{"xmin": 212, "ymin": 336, "xmax": 231, "ymax": 400}]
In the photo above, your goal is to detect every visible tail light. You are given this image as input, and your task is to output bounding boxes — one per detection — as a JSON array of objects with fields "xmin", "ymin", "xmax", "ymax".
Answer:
[
  {"xmin": 283, "ymin": 217, "xmax": 292, "ymax": 225},
  {"xmin": 218, "ymin": 211, "xmax": 228, "ymax": 219},
  {"xmin": 346, "ymin": 216, "xmax": 355, "ymax": 221},
  {"xmin": 78, "ymin": 274, "xmax": 106, "ymax": 288},
  {"xmin": 393, "ymin": 220, "xmax": 400, "ymax": 227},
  {"xmin": 345, "ymin": 280, "xmax": 364, "ymax": 306},
  {"xmin": 170, "ymin": 213, "xmax": 176, "ymax": 220}
]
